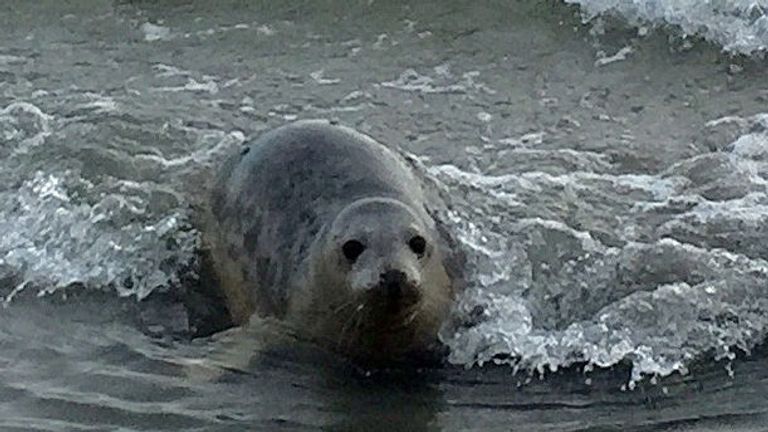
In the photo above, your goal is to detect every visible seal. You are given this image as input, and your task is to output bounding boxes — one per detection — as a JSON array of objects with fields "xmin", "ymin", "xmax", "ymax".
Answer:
[{"xmin": 202, "ymin": 120, "xmax": 463, "ymax": 365}]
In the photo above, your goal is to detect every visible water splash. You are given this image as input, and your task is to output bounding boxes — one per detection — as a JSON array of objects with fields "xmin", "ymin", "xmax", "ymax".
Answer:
[
  {"xmin": 0, "ymin": 100, "xmax": 244, "ymax": 302},
  {"xmin": 0, "ymin": 171, "xmax": 197, "ymax": 302},
  {"xmin": 435, "ymin": 113, "xmax": 768, "ymax": 383},
  {"xmin": 568, "ymin": 0, "xmax": 768, "ymax": 55}
]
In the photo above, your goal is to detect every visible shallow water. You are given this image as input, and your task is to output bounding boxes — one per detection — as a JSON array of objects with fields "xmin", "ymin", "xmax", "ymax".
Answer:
[{"xmin": 2, "ymin": 0, "xmax": 768, "ymax": 430}]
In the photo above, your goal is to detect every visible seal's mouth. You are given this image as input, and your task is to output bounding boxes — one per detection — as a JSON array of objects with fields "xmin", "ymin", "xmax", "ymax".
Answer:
[
  {"xmin": 373, "ymin": 268, "xmax": 420, "ymax": 303},
  {"xmin": 365, "ymin": 272, "xmax": 421, "ymax": 320},
  {"xmin": 327, "ymin": 270, "xmax": 431, "ymax": 361},
  {"xmin": 354, "ymin": 292, "xmax": 421, "ymax": 343},
  {"xmin": 328, "ymin": 295, "xmax": 418, "ymax": 357}
]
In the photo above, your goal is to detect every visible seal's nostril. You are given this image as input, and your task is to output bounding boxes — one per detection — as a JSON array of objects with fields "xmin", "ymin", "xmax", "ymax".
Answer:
[
  {"xmin": 380, "ymin": 270, "xmax": 409, "ymax": 298},
  {"xmin": 381, "ymin": 269, "xmax": 407, "ymax": 286}
]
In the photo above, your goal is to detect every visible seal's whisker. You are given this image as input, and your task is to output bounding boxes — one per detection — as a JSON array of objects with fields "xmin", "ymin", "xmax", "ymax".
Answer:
[
  {"xmin": 389, "ymin": 307, "xmax": 420, "ymax": 330},
  {"xmin": 403, "ymin": 308, "xmax": 421, "ymax": 327},
  {"xmin": 337, "ymin": 303, "xmax": 364, "ymax": 349},
  {"xmin": 336, "ymin": 309, "xmax": 356, "ymax": 348},
  {"xmin": 331, "ymin": 299, "xmax": 357, "ymax": 315},
  {"xmin": 346, "ymin": 305, "xmax": 366, "ymax": 349}
]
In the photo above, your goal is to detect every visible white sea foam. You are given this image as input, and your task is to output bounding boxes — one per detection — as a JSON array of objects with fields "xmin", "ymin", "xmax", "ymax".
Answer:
[
  {"xmin": 142, "ymin": 23, "xmax": 172, "ymax": 42},
  {"xmin": 434, "ymin": 112, "xmax": 768, "ymax": 382},
  {"xmin": 0, "ymin": 103, "xmax": 246, "ymax": 302},
  {"xmin": 568, "ymin": 0, "xmax": 768, "ymax": 54}
]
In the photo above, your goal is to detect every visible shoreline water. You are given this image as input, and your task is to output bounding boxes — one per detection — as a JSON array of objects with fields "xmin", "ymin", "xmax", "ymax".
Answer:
[{"xmin": 2, "ymin": 1, "xmax": 768, "ymax": 430}]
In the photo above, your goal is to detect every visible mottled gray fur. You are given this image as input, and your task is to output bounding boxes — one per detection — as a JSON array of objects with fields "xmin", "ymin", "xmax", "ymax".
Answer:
[{"xmin": 204, "ymin": 119, "xmax": 463, "ymax": 363}]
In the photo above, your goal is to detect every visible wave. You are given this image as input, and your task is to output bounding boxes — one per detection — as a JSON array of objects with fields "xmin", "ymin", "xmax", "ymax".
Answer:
[
  {"xmin": 4, "ymin": 96, "xmax": 768, "ymax": 383},
  {"xmin": 0, "ymin": 100, "xmax": 243, "ymax": 302},
  {"xmin": 567, "ymin": 0, "xmax": 768, "ymax": 55},
  {"xmin": 435, "ymin": 113, "xmax": 768, "ymax": 383}
]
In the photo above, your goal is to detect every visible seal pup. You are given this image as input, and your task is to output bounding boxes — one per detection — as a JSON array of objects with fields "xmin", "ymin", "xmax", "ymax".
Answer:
[{"xmin": 203, "ymin": 119, "xmax": 463, "ymax": 365}]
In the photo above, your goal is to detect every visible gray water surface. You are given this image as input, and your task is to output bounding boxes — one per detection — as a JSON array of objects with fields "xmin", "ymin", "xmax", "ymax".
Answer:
[
  {"xmin": 2, "ymin": 299, "xmax": 767, "ymax": 431},
  {"xmin": 2, "ymin": 1, "xmax": 768, "ymax": 430}
]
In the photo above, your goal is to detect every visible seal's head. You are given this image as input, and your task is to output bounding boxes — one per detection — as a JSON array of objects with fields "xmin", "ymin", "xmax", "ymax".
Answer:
[{"xmin": 296, "ymin": 197, "xmax": 455, "ymax": 364}]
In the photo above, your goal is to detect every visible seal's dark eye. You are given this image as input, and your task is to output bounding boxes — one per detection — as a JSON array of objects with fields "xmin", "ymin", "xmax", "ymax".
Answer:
[
  {"xmin": 342, "ymin": 240, "xmax": 366, "ymax": 263},
  {"xmin": 408, "ymin": 235, "xmax": 427, "ymax": 256}
]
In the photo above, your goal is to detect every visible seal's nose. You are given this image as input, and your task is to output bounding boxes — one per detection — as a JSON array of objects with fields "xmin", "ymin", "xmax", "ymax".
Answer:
[
  {"xmin": 381, "ymin": 269, "xmax": 407, "ymax": 295},
  {"xmin": 380, "ymin": 270, "xmax": 421, "ymax": 304}
]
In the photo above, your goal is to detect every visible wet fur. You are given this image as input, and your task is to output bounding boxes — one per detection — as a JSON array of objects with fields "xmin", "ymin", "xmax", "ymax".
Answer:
[{"xmin": 203, "ymin": 120, "xmax": 463, "ymax": 364}]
